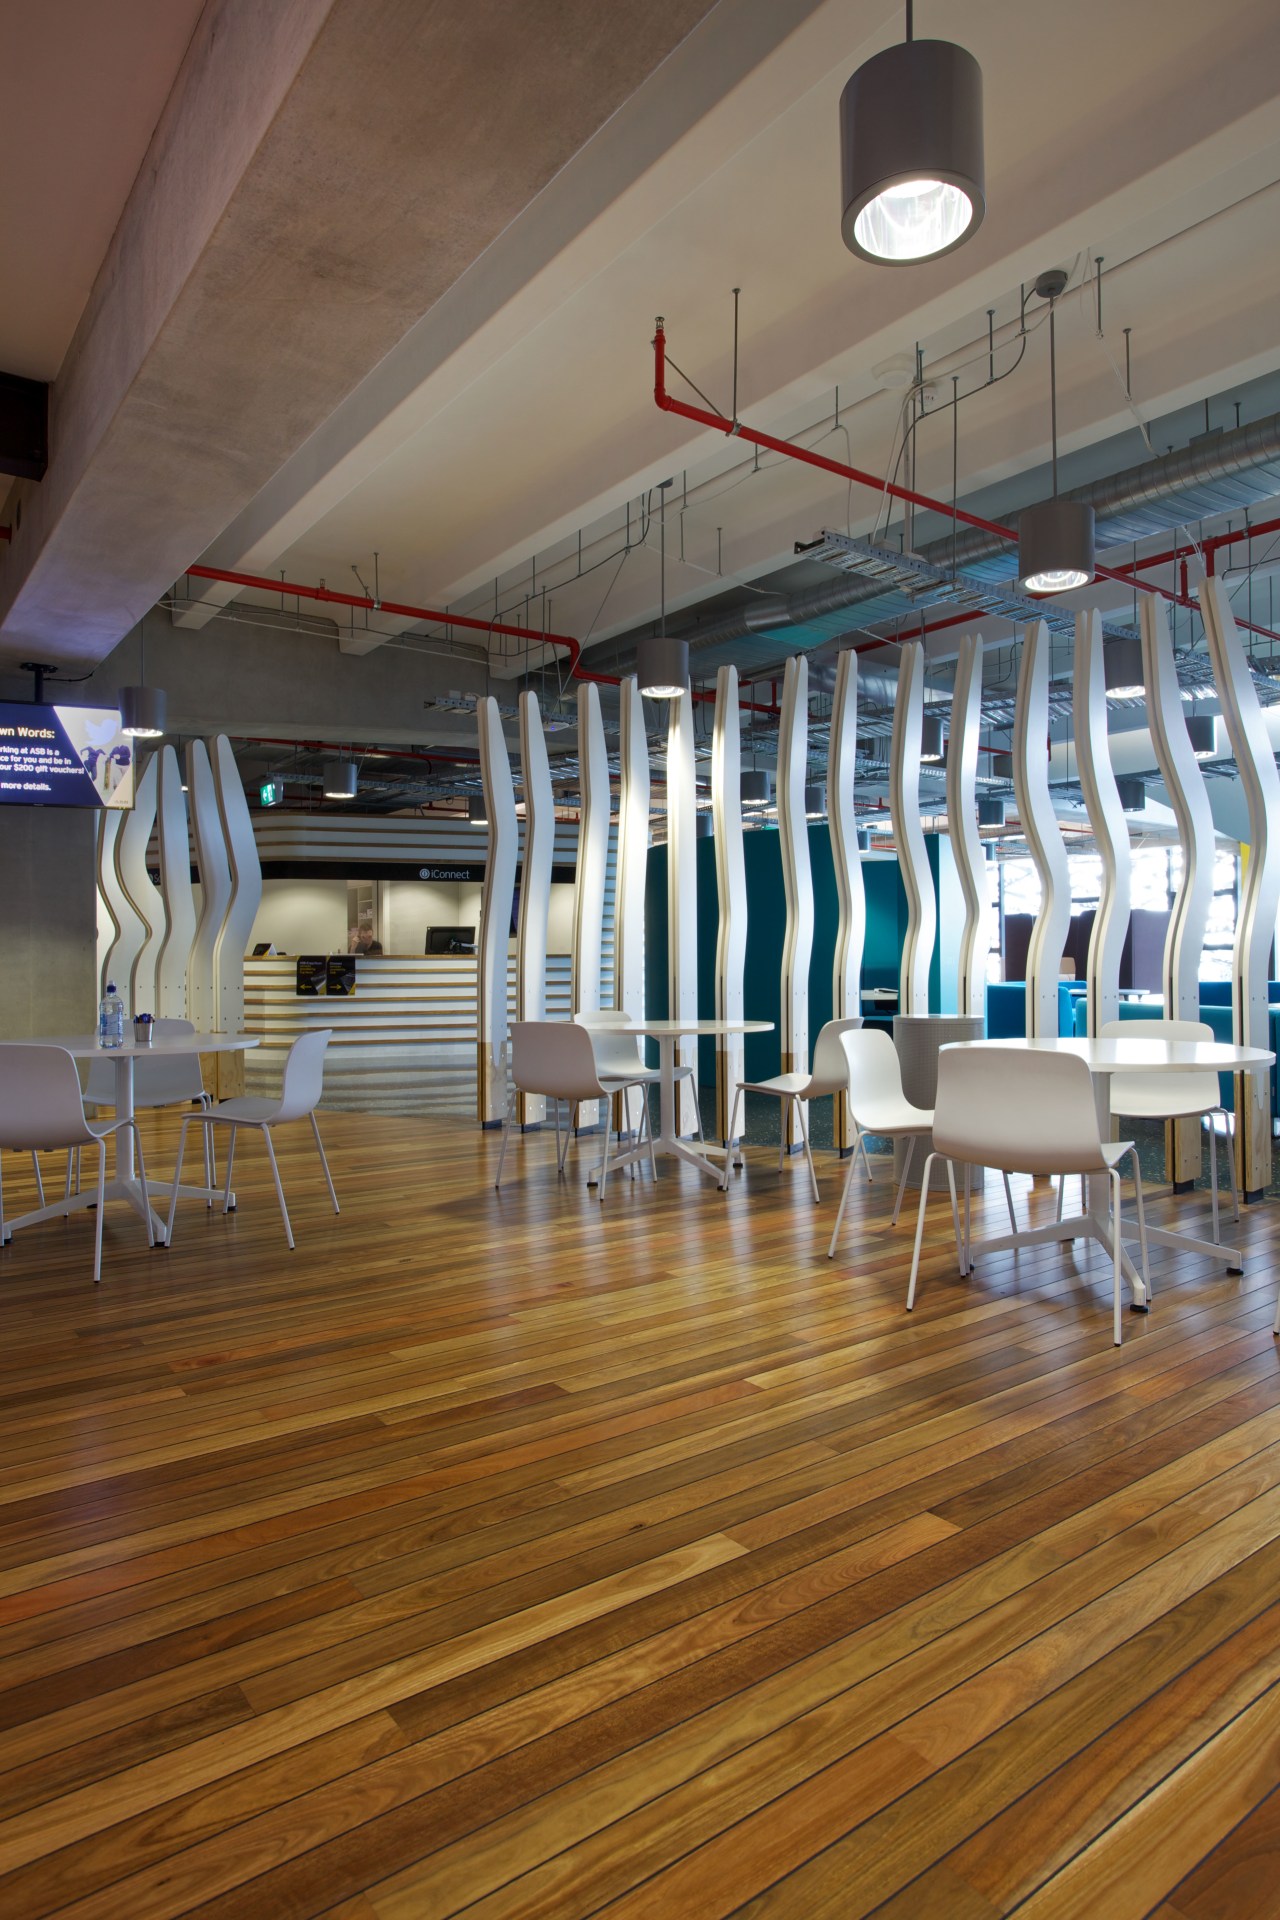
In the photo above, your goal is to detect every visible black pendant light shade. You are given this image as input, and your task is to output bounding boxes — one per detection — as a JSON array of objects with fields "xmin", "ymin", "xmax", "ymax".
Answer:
[
  {"xmin": 919, "ymin": 712, "xmax": 945, "ymax": 762},
  {"xmin": 804, "ymin": 783, "xmax": 826, "ymax": 819},
  {"xmin": 977, "ymin": 795, "xmax": 1006, "ymax": 827},
  {"xmin": 467, "ymin": 795, "xmax": 488, "ymax": 825},
  {"xmin": 119, "ymin": 684, "xmax": 167, "ymax": 738},
  {"xmin": 1103, "ymin": 635, "xmax": 1146, "ymax": 700},
  {"xmin": 323, "ymin": 759, "xmax": 359, "ymax": 799},
  {"xmin": 1115, "ymin": 776, "xmax": 1146, "ymax": 812},
  {"xmin": 1018, "ymin": 499, "xmax": 1095, "ymax": 594},
  {"xmin": 636, "ymin": 634, "xmax": 689, "ymax": 699},
  {"xmin": 740, "ymin": 768, "xmax": 772, "ymax": 810},
  {"xmin": 1186, "ymin": 714, "xmax": 1216, "ymax": 759},
  {"xmin": 840, "ymin": 38, "xmax": 984, "ymax": 264}
]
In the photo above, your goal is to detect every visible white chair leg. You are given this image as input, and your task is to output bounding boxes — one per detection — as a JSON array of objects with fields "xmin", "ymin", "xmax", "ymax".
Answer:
[
  {"xmin": 827, "ymin": 1144, "xmax": 860, "ymax": 1259},
  {"xmin": 201, "ymin": 1094, "xmax": 215, "ymax": 1205},
  {"xmin": 130, "ymin": 1121, "xmax": 155, "ymax": 1248},
  {"xmin": 851, "ymin": 1127, "xmax": 872, "ymax": 1182},
  {"xmin": 722, "ymin": 1086, "xmax": 744, "ymax": 1190},
  {"xmin": 906, "ymin": 1151, "xmax": 938, "ymax": 1311},
  {"xmin": 1126, "ymin": 1147, "xmax": 1151, "ymax": 1304},
  {"xmin": 0, "ymin": 1154, "xmax": 7, "ymax": 1246},
  {"xmin": 63, "ymin": 1150, "xmax": 75, "ymax": 1204},
  {"xmin": 599, "ymin": 1112, "xmax": 613, "ymax": 1202},
  {"xmin": 1056, "ymin": 1174, "xmax": 1065, "ymax": 1222},
  {"xmin": 1219, "ymin": 1110, "xmax": 1240, "ymax": 1224},
  {"xmin": 1110, "ymin": 1168, "xmax": 1124, "ymax": 1346},
  {"xmin": 796, "ymin": 1100, "xmax": 819, "ymax": 1203},
  {"xmin": 552, "ymin": 1096, "xmax": 562, "ymax": 1173},
  {"xmin": 165, "ymin": 1116, "xmax": 195, "ymax": 1247},
  {"xmin": 963, "ymin": 1162, "xmax": 972, "ymax": 1275},
  {"xmin": 30, "ymin": 1153, "xmax": 45, "ymax": 1208},
  {"xmin": 222, "ymin": 1126, "xmax": 238, "ymax": 1214},
  {"xmin": 93, "ymin": 1142, "xmax": 107, "ymax": 1286},
  {"xmin": 891, "ymin": 1134, "xmax": 918, "ymax": 1226},
  {"xmin": 310, "ymin": 1112, "xmax": 340, "ymax": 1213},
  {"xmin": 945, "ymin": 1160, "xmax": 961, "ymax": 1270},
  {"xmin": 1002, "ymin": 1170, "xmax": 1016, "ymax": 1232},
  {"xmin": 495, "ymin": 1093, "xmax": 515, "ymax": 1190},
  {"xmin": 261, "ymin": 1127, "xmax": 294, "ymax": 1249},
  {"xmin": 1209, "ymin": 1119, "xmax": 1221, "ymax": 1245},
  {"xmin": 558, "ymin": 1103, "xmax": 576, "ymax": 1175}
]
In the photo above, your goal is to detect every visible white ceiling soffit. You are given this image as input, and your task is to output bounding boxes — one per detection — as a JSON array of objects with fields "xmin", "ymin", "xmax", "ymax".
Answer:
[
  {"xmin": 179, "ymin": 0, "xmax": 1280, "ymax": 664},
  {"xmin": 0, "ymin": 0, "xmax": 207, "ymax": 381}
]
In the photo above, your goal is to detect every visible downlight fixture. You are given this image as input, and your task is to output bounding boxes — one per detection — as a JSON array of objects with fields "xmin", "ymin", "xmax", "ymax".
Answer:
[
  {"xmin": 919, "ymin": 712, "xmax": 945, "ymax": 763},
  {"xmin": 119, "ymin": 684, "xmax": 167, "ymax": 738},
  {"xmin": 804, "ymin": 784, "xmax": 827, "ymax": 820},
  {"xmin": 323, "ymin": 759, "xmax": 359, "ymax": 800},
  {"xmin": 1103, "ymin": 635, "xmax": 1146, "ymax": 701},
  {"xmin": 1018, "ymin": 270, "xmax": 1095, "ymax": 594},
  {"xmin": 839, "ymin": 2, "xmax": 985, "ymax": 265},
  {"xmin": 977, "ymin": 795, "xmax": 1007, "ymax": 827},
  {"xmin": 1115, "ymin": 776, "xmax": 1146, "ymax": 812},
  {"xmin": 1186, "ymin": 714, "xmax": 1216, "ymax": 760},
  {"xmin": 467, "ymin": 795, "xmax": 488, "ymax": 825}
]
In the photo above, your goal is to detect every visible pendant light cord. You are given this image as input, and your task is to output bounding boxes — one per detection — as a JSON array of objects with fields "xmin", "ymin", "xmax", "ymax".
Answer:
[
  {"xmin": 905, "ymin": 0, "xmax": 913, "ymax": 40},
  {"xmin": 1049, "ymin": 299, "xmax": 1059, "ymax": 499}
]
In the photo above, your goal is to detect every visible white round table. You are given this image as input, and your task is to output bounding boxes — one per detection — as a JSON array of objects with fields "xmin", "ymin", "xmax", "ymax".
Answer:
[
  {"xmin": 943, "ymin": 1036, "xmax": 1275, "ymax": 1302},
  {"xmin": 579, "ymin": 1017, "xmax": 772, "ymax": 1183},
  {"xmin": 1, "ymin": 1033, "xmax": 257, "ymax": 1244}
]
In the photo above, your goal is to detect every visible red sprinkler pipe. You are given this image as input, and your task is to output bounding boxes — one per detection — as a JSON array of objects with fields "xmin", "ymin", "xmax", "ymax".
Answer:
[
  {"xmin": 186, "ymin": 564, "xmax": 583, "ymax": 678},
  {"xmin": 653, "ymin": 324, "xmax": 1280, "ymax": 648}
]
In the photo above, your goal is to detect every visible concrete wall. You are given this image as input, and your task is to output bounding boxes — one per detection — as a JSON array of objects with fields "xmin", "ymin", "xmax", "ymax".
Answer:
[{"xmin": 1, "ymin": 807, "xmax": 97, "ymax": 1038}]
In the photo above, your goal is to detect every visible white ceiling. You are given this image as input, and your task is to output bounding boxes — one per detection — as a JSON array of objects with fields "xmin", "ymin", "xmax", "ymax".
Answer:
[
  {"xmin": 172, "ymin": 0, "xmax": 1280, "ymax": 671},
  {"xmin": 0, "ymin": 0, "xmax": 206, "ymax": 381}
]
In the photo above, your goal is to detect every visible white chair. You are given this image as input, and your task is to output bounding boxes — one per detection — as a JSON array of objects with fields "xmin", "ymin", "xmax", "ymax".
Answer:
[
  {"xmin": 497, "ymin": 1021, "xmax": 652, "ymax": 1200},
  {"xmin": 577, "ymin": 1010, "xmax": 702, "ymax": 1146},
  {"xmin": 907, "ymin": 1045, "xmax": 1150, "ymax": 1347},
  {"xmin": 165, "ymin": 1030, "xmax": 337, "ymax": 1251},
  {"xmin": 1098, "ymin": 1016, "xmax": 1238, "ymax": 1244},
  {"xmin": 0, "ymin": 1045, "xmax": 153, "ymax": 1284},
  {"xmin": 828, "ymin": 1028, "xmax": 944, "ymax": 1256},
  {"xmin": 722, "ymin": 1017, "xmax": 863, "ymax": 1201},
  {"xmin": 78, "ymin": 1017, "xmax": 216, "ymax": 1199}
]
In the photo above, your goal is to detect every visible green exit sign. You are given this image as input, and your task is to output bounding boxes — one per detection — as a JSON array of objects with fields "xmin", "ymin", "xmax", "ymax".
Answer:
[{"xmin": 260, "ymin": 778, "xmax": 284, "ymax": 807}]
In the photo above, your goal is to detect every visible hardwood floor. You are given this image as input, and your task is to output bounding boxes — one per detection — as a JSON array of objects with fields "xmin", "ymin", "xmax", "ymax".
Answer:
[{"xmin": 0, "ymin": 1110, "xmax": 1277, "ymax": 1917}]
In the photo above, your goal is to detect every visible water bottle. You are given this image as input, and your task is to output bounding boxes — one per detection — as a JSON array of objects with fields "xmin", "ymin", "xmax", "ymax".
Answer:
[{"xmin": 98, "ymin": 982, "xmax": 125, "ymax": 1050}]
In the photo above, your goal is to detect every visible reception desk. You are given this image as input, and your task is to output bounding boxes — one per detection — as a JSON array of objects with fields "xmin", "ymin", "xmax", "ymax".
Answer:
[{"xmin": 243, "ymin": 953, "xmax": 572, "ymax": 1115}]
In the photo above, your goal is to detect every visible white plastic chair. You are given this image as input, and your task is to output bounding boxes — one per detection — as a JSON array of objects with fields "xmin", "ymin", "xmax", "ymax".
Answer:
[
  {"xmin": 1096, "ymin": 1017, "xmax": 1238, "ymax": 1243},
  {"xmin": 77, "ymin": 1017, "xmax": 216, "ymax": 1199},
  {"xmin": 497, "ymin": 1021, "xmax": 652, "ymax": 1200},
  {"xmin": 164, "ymin": 1030, "xmax": 337, "ymax": 1251},
  {"xmin": 577, "ymin": 1010, "xmax": 701, "ymax": 1145},
  {"xmin": 723, "ymin": 1017, "xmax": 863, "ymax": 1201},
  {"xmin": 828, "ymin": 1027, "xmax": 945, "ymax": 1256},
  {"xmin": 0, "ymin": 1045, "xmax": 153, "ymax": 1284},
  {"xmin": 907, "ymin": 1045, "xmax": 1150, "ymax": 1347}
]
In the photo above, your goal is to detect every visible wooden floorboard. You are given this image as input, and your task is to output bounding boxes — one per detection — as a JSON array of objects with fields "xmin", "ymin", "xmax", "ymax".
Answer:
[{"xmin": 0, "ymin": 1110, "xmax": 1276, "ymax": 1917}]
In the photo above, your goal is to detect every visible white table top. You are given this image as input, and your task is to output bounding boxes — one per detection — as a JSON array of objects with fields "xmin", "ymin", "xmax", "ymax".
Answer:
[
  {"xmin": 944, "ymin": 1036, "xmax": 1274, "ymax": 1073},
  {"xmin": 8, "ymin": 1032, "xmax": 258, "ymax": 1059},
  {"xmin": 579, "ymin": 1018, "xmax": 773, "ymax": 1039}
]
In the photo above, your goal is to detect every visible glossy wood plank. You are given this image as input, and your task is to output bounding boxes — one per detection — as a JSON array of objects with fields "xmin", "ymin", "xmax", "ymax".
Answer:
[{"xmin": 0, "ymin": 1115, "xmax": 1275, "ymax": 1918}]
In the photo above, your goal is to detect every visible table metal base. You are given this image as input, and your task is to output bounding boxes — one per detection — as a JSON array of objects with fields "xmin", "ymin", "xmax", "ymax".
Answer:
[
  {"xmin": 965, "ymin": 1208, "xmax": 1150, "ymax": 1309},
  {"xmin": 3, "ymin": 1176, "xmax": 236, "ymax": 1247}
]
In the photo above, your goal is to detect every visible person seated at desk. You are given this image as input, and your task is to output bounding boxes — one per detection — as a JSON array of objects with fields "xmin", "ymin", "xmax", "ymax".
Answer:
[{"xmin": 348, "ymin": 923, "xmax": 382, "ymax": 955}]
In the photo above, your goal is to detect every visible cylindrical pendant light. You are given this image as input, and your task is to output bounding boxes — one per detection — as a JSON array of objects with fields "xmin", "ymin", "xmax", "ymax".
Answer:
[
  {"xmin": 119, "ymin": 684, "xmax": 167, "ymax": 739},
  {"xmin": 1186, "ymin": 714, "xmax": 1216, "ymax": 759},
  {"xmin": 840, "ymin": 7, "xmax": 984, "ymax": 265},
  {"xmin": 467, "ymin": 794, "xmax": 488, "ymax": 825},
  {"xmin": 694, "ymin": 810, "xmax": 714, "ymax": 838},
  {"xmin": 990, "ymin": 750, "xmax": 1014, "ymax": 782},
  {"xmin": 1019, "ymin": 271, "xmax": 1095, "ymax": 593},
  {"xmin": 1115, "ymin": 776, "xmax": 1145, "ymax": 811},
  {"xmin": 804, "ymin": 783, "xmax": 826, "ymax": 820},
  {"xmin": 919, "ymin": 712, "xmax": 945, "ymax": 763},
  {"xmin": 1103, "ymin": 635, "xmax": 1146, "ymax": 700},
  {"xmin": 740, "ymin": 768, "xmax": 772, "ymax": 810},
  {"xmin": 856, "ymin": 827, "xmax": 872, "ymax": 852},
  {"xmin": 323, "ymin": 759, "xmax": 359, "ymax": 799},
  {"xmin": 977, "ymin": 795, "xmax": 1006, "ymax": 827}
]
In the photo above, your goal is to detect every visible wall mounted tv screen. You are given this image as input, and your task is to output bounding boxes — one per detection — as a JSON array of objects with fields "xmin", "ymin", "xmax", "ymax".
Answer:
[{"xmin": 0, "ymin": 704, "xmax": 135, "ymax": 809}]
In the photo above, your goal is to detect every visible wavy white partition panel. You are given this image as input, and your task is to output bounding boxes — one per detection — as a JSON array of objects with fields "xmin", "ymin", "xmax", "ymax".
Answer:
[
  {"xmin": 776, "ymin": 655, "xmax": 814, "ymax": 1147},
  {"xmin": 828, "ymin": 649, "xmax": 864, "ymax": 1148},
  {"xmin": 1073, "ymin": 612, "xmax": 1130, "ymax": 1035},
  {"xmin": 476, "ymin": 697, "xmax": 517, "ymax": 1125},
  {"xmin": 1140, "ymin": 596, "xmax": 1216, "ymax": 1182},
  {"xmin": 96, "ymin": 811, "xmax": 129, "ymax": 1004},
  {"xmin": 889, "ymin": 642, "xmax": 935, "ymax": 1017},
  {"xmin": 154, "ymin": 745, "xmax": 196, "ymax": 1018},
  {"xmin": 572, "ymin": 682, "xmax": 608, "ymax": 1018},
  {"xmin": 186, "ymin": 738, "xmax": 232, "ymax": 1035},
  {"xmin": 614, "ymin": 677, "xmax": 650, "ymax": 1137},
  {"xmin": 120, "ymin": 751, "xmax": 164, "ymax": 1017},
  {"xmin": 1201, "ymin": 577, "xmax": 1280, "ymax": 1196},
  {"xmin": 945, "ymin": 634, "xmax": 986, "ymax": 1021},
  {"xmin": 210, "ymin": 735, "xmax": 262, "ymax": 1033},
  {"xmin": 666, "ymin": 688, "xmax": 700, "ymax": 1135},
  {"xmin": 712, "ymin": 665, "xmax": 746, "ymax": 1141},
  {"xmin": 1012, "ymin": 622, "xmax": 1071, "ymax": 1039},
  {"xmin": 517, "ymin": 691, "xmax": 554, "ymax": 1125}
]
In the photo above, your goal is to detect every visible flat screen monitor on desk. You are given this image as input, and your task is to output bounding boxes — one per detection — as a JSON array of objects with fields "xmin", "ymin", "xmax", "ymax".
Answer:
[{"xmin": 426, "ymin": 926, "xmax": 476, "ymax": 955}]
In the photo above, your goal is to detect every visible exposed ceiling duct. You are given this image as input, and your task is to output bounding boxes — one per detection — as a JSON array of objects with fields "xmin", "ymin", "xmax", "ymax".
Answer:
[{"xmin": 643, "ymin": 405, "xmax": 1280, "ymax": 662}]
